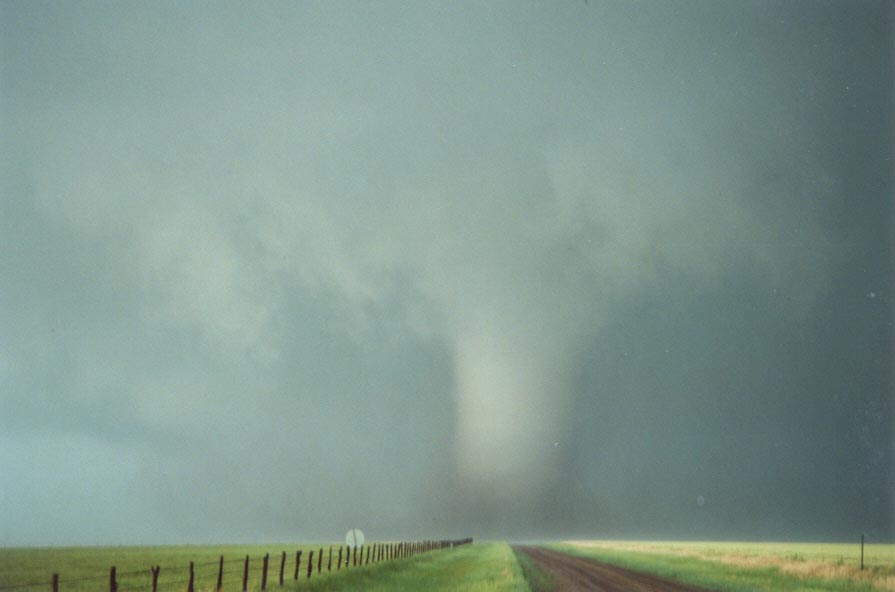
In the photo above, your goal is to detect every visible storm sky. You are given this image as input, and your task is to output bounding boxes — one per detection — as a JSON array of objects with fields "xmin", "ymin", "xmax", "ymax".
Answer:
[{"xmin": 1, "ymin": 1, "xmax": 892, "ymax": 545}]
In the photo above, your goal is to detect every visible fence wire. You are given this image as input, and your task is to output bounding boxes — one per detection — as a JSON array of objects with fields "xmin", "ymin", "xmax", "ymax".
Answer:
[
  {"xmin": 1, "ymin": 539, "xmax": 473, "ymax": 591},
  {"xmin": 0, "ymin": 582, "xmax": 51, "ymax": 591}
]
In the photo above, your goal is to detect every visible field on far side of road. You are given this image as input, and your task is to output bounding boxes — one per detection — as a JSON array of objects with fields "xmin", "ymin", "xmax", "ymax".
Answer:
[{"xmin": 555, "ymin": 540, "xmax": 895, "ymax": 592}]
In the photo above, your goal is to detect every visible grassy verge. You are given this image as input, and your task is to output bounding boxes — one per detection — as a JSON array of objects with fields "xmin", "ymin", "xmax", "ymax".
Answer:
[
  {"xmin": 549, "ymin": 542, "xmax": 894, "ymax": 592},
  {"xmin": 511, "ymin": 548, "xmax": 553, "ymax": 592},
  {"xmin": 285, "ymin": 543, "xmax": 528, "ymax": 592}
]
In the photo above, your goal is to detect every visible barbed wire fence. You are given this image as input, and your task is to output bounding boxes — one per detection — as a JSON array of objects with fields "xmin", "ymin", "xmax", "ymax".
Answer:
[{"xmin": 0, "ymin": 538, "xmax": 473, "ymax": 592}]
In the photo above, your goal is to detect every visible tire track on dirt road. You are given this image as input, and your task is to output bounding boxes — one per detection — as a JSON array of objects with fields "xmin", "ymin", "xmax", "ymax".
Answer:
[{"xmin": 513, "ymin": 545, "xmax": 714, "ymax": 592}]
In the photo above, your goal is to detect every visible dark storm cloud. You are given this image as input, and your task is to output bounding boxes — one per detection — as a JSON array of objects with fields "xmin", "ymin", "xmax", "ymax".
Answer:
[{"xmin": 0, "ymin": 1, "xmax": 891, "ymax": 544}]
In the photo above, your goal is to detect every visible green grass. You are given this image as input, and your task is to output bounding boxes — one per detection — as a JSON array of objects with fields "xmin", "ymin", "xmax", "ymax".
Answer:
[
  {"xmin": 0, "ymin": 543, "xmax": 527, "ymax": 592},
  {"xmin": 9, "ymin": 538, "xmax": 886, "ymax": 592},
  {"xmin": 549, "ymin": 541, "xmax": 895, "ymax": 592},
  {"xmin": 562, "ymin": 541, "xmax": 895, "ymax": 569},
  {"xmin": 284, "ymin": 542, "xmax": 527, "ymax": 592},
  {"xmin": 0, "ymin": 543, "xmax": 365, "ymax": 591},
  {"xmin": 511, "ymin": 548, "xmax": 552, "ymax": 592}
]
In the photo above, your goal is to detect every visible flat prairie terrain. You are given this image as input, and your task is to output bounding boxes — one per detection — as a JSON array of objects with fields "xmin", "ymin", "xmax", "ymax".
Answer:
[
  {"xmin": 555, "ymin": 541, "xmax": 895, "ymax": 592},
  {"xmin": 0, "ymin": 543, "xmax": 389, "ymax": 591},
  {"xmin": 4, "ymin": 541, "xmax": 893, "ymax": 591},
  {"xmin": 0, "ymin": 543, "xmax": 525, "ymax": 592}
]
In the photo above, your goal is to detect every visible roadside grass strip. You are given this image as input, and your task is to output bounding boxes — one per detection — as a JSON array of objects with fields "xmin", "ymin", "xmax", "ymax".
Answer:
[
  {"xmin": 286, "ymin": 543, "xmax": 527, "ymax": 592},
  {"xmin": 511, "ymin": 548, "xmax": 553, "ymax": 592},
  {"xmin": 552, "ymin": 542, "xmax": 895, "ymax": 592}
]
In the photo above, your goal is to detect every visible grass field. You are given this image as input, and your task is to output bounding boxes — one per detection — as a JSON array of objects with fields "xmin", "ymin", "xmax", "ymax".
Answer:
[
  {"xmin": 0, "ymin": 542, "xmax": 524, "ymax": 592},
  {"xmin": 4, "ymin": 540, "xmax": 893, "ymax": 591},
  {"xmin": 0, "ymin": 543, "xmax": 388, "ymax": 592},
  {"xmin": 554, "ymin": 540, "xmax": 895, "ymax": 592},
  {"xmin": 284, "ymin": 542, "xmax": 526, "ymax": 591}
]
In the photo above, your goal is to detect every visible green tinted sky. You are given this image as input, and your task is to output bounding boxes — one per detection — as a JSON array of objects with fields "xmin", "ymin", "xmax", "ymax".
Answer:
[{"xmin": 1, "ymin": 0, "xmax": 892, "ymax": 544}]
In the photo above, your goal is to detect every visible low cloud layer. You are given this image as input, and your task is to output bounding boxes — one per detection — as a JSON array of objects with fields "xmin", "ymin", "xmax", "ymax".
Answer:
[{"xmin": 1, "ymin": 1, "xmax": 892, "ymax": 544}]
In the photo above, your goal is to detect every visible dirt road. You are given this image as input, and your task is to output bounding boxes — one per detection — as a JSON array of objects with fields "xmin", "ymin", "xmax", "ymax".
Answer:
[{"xmin": 513, "ymin": 546, "xmax": 713, "ymax": 592}]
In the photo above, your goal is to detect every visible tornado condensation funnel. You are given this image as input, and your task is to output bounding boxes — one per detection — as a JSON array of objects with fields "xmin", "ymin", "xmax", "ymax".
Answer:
[{"xmin": 454, "ymin": 327, "xmax": 571, "ymax": 501}]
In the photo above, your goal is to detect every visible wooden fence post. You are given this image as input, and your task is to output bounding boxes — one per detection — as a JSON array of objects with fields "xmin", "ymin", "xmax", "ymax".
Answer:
[
  {"xmin": 242, "ymin": 555, "xmax": 249, "ymax": 592},
  {"xmin": 217, "ymin": 556, "xmax": 223, "ymax": 592},
  {"xmin": 51, "ymin": 574, "xmax": 58, "ymax": 592},
  {"xmin": 861, "ymin": 533, "xmax": 865, "ymax": 570},
  {"xmin": 294, "ymin": 551, "xmax": 301, "ymax": 580},
  {"xmin": 338, "ymin": 546, "xmax": 343, "ymax": 571},
  {"xmin": 365, "ymin": 545, "xmax": 370, "ymax": 565},
  {"xmin": 110, "ymin": 566, "xmax": 117, "ymax": 592},
  {"xmin": 279, "ymin": 551, "xmax": 285, "ymax": 586},
  {"xmin": 187, "ymin": 562, "xmax": 194, "ymax": 592},
  {"xmin": 328, "ymin": 546, "xmax": 332, "ymax": 572},
  {"xmin": 261, "ymin": 553, "xmax": 269, "ymax": 590},
  {"xmin": 151, "ymin": 566, "xmax": 160, "ymax": 592},
  {"xmin": 306, "ymin": 550, "xmax": 314, "ymax": 579}
]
